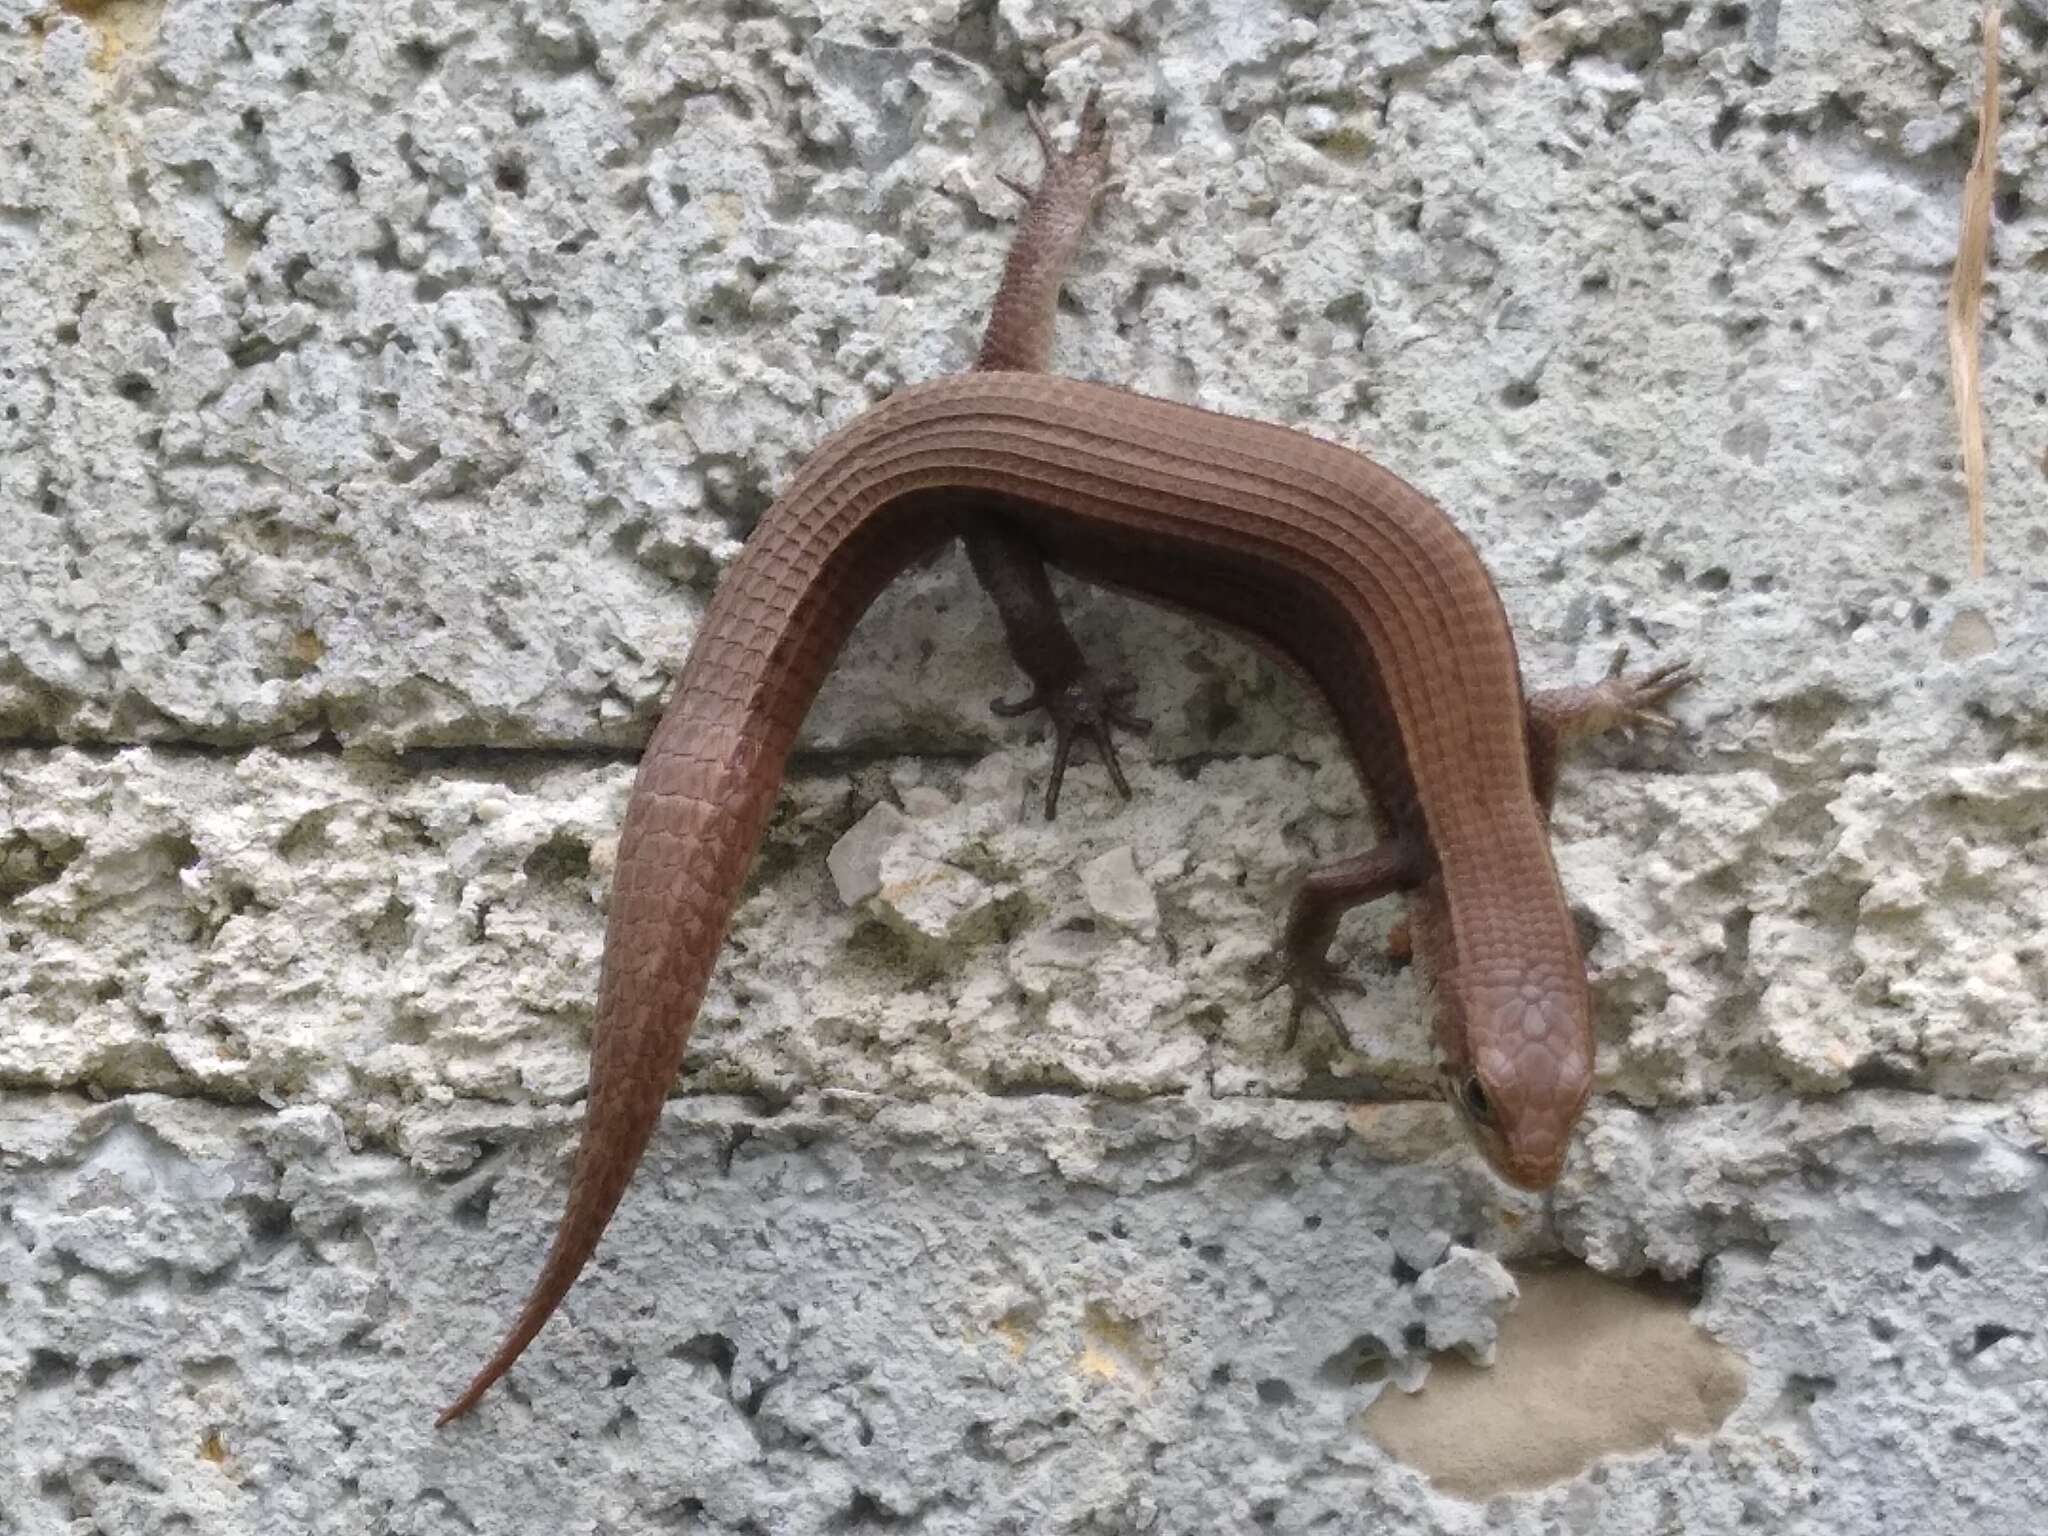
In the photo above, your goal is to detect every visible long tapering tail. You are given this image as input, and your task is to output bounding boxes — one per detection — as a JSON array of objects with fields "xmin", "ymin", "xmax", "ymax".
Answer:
[{"xmin": 436, "ymin": 717, "xmax": 782, "ymax": 1424}]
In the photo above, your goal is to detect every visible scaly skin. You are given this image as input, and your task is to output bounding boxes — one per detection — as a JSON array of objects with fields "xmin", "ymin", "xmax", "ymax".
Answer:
[
  {"xmin": 950, "ymin": 95, "xmax": 1698, "ymax": 1178},
  {"xmin": 434, "ymin": 104, "xmax": 1696, "ymax": 1426},
  {"xmin": 437, "ymin": 373, "xmax": 1586, "ymax": 1426},
  {"xmin": 962, "ymin": 92, "xmax": 1147, "ymax": 817}
]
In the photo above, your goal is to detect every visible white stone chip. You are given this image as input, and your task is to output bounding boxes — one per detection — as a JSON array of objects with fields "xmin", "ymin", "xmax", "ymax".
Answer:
[
  {"xmin": 826, "ymin": 802, "xmax": 912, "ymax": 908},
  {"xmin": 1080, "ymin": 846, "xmax": 1159, "ymax": 932}
]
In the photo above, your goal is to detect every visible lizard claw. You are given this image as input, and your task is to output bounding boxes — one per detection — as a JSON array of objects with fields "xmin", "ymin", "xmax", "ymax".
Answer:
[
  {"xmin": 1025, "ymin": 99, "xmax": 1057, "ymax": 159},
  {"xmin": 1007, "ymin": 88, "xmax": 1111, "ymax": 202},
  {"xmin": 992, "ymin": 674, "xmax": 1151, "ymax": 820},
  {"xmin": 1040, "ymin": 87, "xmax": 1107, "ymax": 156},
  {"xmin": 1580, "ymin": 646, "xmax": 1700, "ymax": 737},
  {"xmin": 1257, "ymin": 950, "xmax": 1365, "ymax": 1052}
]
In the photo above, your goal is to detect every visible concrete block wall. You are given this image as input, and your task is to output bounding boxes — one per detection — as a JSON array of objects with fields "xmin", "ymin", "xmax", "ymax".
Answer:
[{"xmin": 2, "ymin": 1, "xmax": 2044, "ymax": 1531}]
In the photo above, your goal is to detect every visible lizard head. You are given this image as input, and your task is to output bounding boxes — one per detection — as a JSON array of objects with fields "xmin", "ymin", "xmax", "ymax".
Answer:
[
  {"xmin": 1431, "ymin": 968, "xmax": 1594, "ymax": 1191},
  {"xmin": 1403, "ymin": 878, "xmax": 1595, "ymax": 1189}
]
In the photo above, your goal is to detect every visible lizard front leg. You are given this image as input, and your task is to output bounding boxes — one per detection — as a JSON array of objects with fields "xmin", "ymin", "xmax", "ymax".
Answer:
[
  {"xmin": 1270, "ymin": 837, "xmax": 1428, "ymax": 1048},
  {"xmin": 1307, "ymin": 649, "xmax": 1698, "ymax": 1004},
  {"xmin": 1525, "ymin": 645, "xmax": 1699, "ymax": 815}
]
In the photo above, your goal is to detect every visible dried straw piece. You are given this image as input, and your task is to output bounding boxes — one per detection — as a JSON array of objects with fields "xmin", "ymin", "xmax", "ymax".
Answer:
[{"xmin": 1946, "ymin": 2, "xmax": 2001, "ymax": 579}]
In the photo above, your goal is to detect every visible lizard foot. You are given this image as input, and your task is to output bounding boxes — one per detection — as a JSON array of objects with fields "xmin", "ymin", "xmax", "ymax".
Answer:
[
  {"xmin": 999, "ymin": 89, "xmax": 1112, "ymax": 207},
  {"xmin": 1572, "ymin": 645, "xmax": 1700, "ymax": 741},
  {"xmin": 993, "ymin": 674, "xmax": 1151, "ymax": 820},
  {"xmin": 1257, "ymin": 950, "xmax": 1367, "ymax": 1053}
]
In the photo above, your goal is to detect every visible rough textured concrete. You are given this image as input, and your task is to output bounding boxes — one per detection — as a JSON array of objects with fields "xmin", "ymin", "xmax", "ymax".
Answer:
[
  {"xmin": 5, "ymin": 1092, "xmax": 2046, "ymax": 1532},
  {"xmin": 2, "ymin": 0, "xmax": 2045, "ymax": 1532}
]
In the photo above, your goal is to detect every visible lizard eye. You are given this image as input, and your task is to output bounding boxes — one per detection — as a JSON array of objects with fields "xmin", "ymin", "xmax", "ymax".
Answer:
[{"xmin": 1460, "ymin": 1075, "xmax": 1495, "ymax": 1128}]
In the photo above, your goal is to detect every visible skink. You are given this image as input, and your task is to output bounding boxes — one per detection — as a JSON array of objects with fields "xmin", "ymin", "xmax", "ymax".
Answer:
[{"xmin": 436, "ymin": 98, "xmax": 1691, "ymax": 1425}]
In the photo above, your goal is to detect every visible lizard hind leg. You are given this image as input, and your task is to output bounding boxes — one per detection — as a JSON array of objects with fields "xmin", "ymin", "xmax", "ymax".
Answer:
[
  {"xmin": 966, "ymin": 89, "xmax": 1148, "ymax": 819},
  {"xmin": 977, "ymin": 87, "xmax": 1114, "ymax": 373},
  {"xmin": 991, "ymin": 673, "xmax": 1152, "ymax": 820}
]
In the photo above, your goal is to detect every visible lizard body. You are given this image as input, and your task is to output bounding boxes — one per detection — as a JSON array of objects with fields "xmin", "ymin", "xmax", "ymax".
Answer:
[{"xmin": 435, "ymin": 100, "xmax": 1691, "ymax": 1426}]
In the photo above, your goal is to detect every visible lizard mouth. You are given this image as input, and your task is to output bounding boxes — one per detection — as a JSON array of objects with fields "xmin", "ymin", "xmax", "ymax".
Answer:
[
  {"xmin": 1498, "ymin": 1149, "xmax": 1567, "ymax": 1192},
  {"xmin": 1438, "ymin": 1066, "xmax": 1568, "ymax": 1191}
]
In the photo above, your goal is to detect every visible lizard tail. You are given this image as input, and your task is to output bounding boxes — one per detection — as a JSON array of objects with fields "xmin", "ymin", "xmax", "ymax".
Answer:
[{"xmin": 436, "ymin": 716, "xmax": 785, "ymax": 1425}]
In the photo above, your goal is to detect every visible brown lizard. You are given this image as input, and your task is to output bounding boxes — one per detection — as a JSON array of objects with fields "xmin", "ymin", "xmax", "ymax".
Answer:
[{"xmin": 435, "ymin": 97, "xmax": 1693, "ymax": 1426}]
